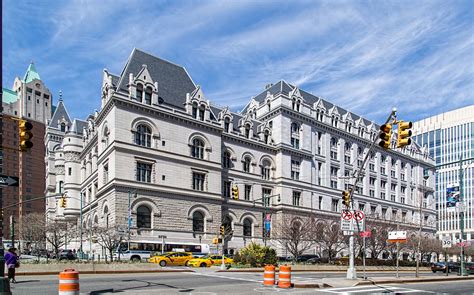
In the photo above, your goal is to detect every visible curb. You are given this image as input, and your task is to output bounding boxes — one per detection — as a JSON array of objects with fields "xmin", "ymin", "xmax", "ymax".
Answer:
[
  {"xmin": 355, "ymin": 276, "xmax": 474, "ymax": 286},
  {"xmin": 218, "ymin": 269, "xmax": 432, "ymax": 273},
  {"xmin": 12, "ymin": 269, "xmax": 195, "ymax": 276}
]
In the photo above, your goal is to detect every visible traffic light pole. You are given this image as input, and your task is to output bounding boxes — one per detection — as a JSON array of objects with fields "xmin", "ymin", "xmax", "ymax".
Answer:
[{"xmin": 346, "ymin": 109, "xmax": 397, "ymax": 279}]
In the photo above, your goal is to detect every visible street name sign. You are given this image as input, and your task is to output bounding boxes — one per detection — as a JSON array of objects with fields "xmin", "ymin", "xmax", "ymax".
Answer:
[{"xmin": 0, "ymin": 175, "xmax": 19, "ymax": 187}]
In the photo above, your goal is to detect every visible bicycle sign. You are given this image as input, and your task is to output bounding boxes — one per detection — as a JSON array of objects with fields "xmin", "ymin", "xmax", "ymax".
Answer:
[
  {"xmin": 354, "ymin": 211, "xmax": 365, "ymax": 221},
  {"xmin": 340, "ymin": 210, "xmax": 365, "ymax": 232}
]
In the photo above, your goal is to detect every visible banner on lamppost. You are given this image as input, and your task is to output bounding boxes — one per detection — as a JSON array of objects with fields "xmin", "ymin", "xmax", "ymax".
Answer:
[{"xmin": 446, "ymin": 183, "xmax": 460, "ymax": 212}]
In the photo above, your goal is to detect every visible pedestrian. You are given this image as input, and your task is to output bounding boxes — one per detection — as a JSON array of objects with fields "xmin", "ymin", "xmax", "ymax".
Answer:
[{"xmin": 5, "ymin": 247, "xmax": 19, "ymax": 283}]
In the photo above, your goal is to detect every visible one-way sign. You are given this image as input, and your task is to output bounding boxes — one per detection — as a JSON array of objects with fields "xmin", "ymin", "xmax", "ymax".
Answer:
[{"xmin": 0, "ymin": 175, "xmax": 19, "ymax": 187}]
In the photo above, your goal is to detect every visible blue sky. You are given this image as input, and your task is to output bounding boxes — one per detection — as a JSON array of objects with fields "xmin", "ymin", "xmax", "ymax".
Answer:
[{"xmin": 3, "ymin": 0, "xmax": 473, "ymax": 124}]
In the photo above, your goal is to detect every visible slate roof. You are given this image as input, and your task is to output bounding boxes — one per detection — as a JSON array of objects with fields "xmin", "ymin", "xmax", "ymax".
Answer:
[
  {"xmin": 49, "ymin": 100, "xmax": 72, "ymax": 128},
  {"xmin": 116, "ymin": 48, "xmax": 196, "ymax": 110},
  {"xmin": 69, "ymin": 119, "xmax": 87, "ymax": 135}
]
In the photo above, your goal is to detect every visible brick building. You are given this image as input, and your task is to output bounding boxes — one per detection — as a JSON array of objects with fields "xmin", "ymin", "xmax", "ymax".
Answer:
[{"xmin": 1, "ymin": 63, "xmax": 51, "ymax": 243}]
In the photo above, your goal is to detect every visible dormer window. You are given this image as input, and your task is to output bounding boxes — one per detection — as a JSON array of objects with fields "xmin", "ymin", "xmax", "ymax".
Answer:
[
  {"xmin": 224, "ymin": 118, "xmax": 230, "ymax": 133},
  {"xmin": 264, "ymin": 131, "xmax": 270, "ymax": 144},
  {"xmin": 60, "ymin": 123, "xmax": 66, "ymax": 132},
  {"xmin": 192, "ymin": 103, "xmax": 198, "ymax": 119},
  {"xmin": 245, "ymin": 124, "xmax": 251, "ymax": 139},
  {"xmin": 331, "ymin": 116, "xmax": 338, "ymax": 127},
  {"xmin": 292, "ymin": 98, "xmax": 300, "ymax": 111},
  {"xmin": 199, "ymin": 106, "xmax": 205, "ymax": 121},
  {"xmin": 144, "ymin": 86, "xmax": 152, "ymax": 105},
  {"xmin": 136, "ymin": 83, "xmax": 143, "ymax": 102}
]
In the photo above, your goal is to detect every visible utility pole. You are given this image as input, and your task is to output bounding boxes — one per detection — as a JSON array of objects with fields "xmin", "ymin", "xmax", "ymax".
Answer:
[
  {"xmin": 432, "ymin": 156, "xmax": 473, "ymax": 276},
  {"xmin": 346, "ymin": 108, "xmax": 398, "ymax": 279}
]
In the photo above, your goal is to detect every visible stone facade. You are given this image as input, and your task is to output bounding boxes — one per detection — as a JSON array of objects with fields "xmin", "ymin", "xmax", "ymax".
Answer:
[{"xmin": 45, "ymin": 49, "xmax": 437, "ymax": 256}]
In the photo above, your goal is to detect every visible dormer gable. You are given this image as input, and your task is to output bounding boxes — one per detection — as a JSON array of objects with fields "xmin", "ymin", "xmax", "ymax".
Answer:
[
  {"xmin": 128, "ymin": 64, "xmax": 159, "ymax": 105},
  {"xmin": 238, "ymin": 113, "xmax": 254, "ymax": 139},
  {"xmin": 185, "ymin": 86, "xmax": 211, "ymax": 121},
  {"xmin": 218, "ymin": 107, "xmax": 233, "ymax": 133}
]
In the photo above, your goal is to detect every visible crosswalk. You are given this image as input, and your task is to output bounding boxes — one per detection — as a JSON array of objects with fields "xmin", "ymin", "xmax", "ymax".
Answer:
[{"xmin": 318, "ymin": 285, "xmax": 435, "ymax": 294}]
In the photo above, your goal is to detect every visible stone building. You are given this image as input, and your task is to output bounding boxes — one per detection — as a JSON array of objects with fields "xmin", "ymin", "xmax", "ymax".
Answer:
[{"xmin": 45, "ymin": 49, "xmax": 436, "ymax": 256}]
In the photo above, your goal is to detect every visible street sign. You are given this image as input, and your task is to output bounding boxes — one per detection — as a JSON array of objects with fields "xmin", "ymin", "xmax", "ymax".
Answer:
[
  {"xmin": 442, "ymin": 240, "xmax": 452, "ymax": 248},
  {"xmin": 457, "ymin": 241, "xmax": 471, "ymax": 247},
  {"xmin": 387, "ymin": 231, "xmax": 407, "ymax": 243},
  {"xmin": 0, "ymin": 175, "xmax": 19, "ymax": 187},
  {"xmin": 341, "ymin": 219, "xmax": 352, "ymax": 231},
  {"xmin": 264, "ymin": 220, "xmax": 271, "ymax": 233},
  {"xmin": 341, "ymin": 210, "xmax": 353, "ymax": 220},
  {"xmin": 360, "ymin": 230, "xmax": 371, "ymax": 238},
  {"xmin": 354, "ymin": 211, "xmax": 365, "ymax": 221}
]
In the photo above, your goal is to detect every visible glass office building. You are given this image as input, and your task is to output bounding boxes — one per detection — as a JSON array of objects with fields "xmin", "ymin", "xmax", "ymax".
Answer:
[{"xmin": 413, "ymin": 105, "xmax": 474, "ymax": 241}]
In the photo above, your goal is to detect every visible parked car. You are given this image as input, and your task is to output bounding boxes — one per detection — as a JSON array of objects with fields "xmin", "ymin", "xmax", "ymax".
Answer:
[
  {"xmin": 187, "ymin": 255, "xmax": 233, "ymax": 267},
  {"xmin": 431, "ymin": 262, "xmax": 459, "ymax": 273},
  {"xmin": 59, "ymin": 250, "xmax": 77, "ymax": 261},
  {"xmin": 297, "ymin": 255, "xmax": 320, "ymax": 263},
  {"xmin": 461, "ymin": 262, "xmax": 474, "ymax": 274},
  {"xmin": 149, "ymin": 252, "xmax": 193, "ymax": 267}
]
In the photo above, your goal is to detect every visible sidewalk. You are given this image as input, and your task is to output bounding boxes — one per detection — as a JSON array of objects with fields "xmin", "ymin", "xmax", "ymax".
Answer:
[{"xmin": 291, "ymin": 274, "xmax": 474, "ymax": 288}]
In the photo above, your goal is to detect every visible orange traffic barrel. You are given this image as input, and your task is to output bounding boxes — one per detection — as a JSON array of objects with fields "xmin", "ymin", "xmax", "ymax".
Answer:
[
  {"xmin": 263, "ymin": 265, "xmax": 275, "ymax": 286},
  {"xmin": 278, "ymin": 265, "xmax": 291, "ymax": 288},
  {"xmin": 59, "ymin": 268, "xmax": 79, "ymax": 295}
]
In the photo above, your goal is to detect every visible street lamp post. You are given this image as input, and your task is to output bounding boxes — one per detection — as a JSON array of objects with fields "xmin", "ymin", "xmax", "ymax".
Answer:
[
  {"xmin": 253, "ymin": 194, "xmax": 280, "ymax": 247},
  {"xmin": 416, "ymin": 169, "xmax": 430, "ymax": 277}
]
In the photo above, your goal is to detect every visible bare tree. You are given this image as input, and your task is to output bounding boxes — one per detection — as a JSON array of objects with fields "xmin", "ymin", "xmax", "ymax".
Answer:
[
  {"xmin": 314, "ymin": 219, "xmax": 346, "ymax": 263},
  {"xmin": 94, "ymin": 226, "xmax": 123, "ymax": 262},
  {"xmin": 20, "ymin": 213, "xmax": 46, "ymax": 254},
  {"xmin": 364, "ymin": 219, "xmax": 397, "ymax": 260},
  {"xmin": 45, "ymin": 220, "xmax": 67, "ymax": 258},
  {"xmin": 273, "ymin": 215, "xmax": 317, "ymax": 261}
]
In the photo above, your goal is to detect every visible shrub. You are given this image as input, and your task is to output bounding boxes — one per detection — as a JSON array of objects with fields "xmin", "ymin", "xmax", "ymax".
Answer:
[{"xmin": 234, "ymin": 242, "xmax": 278, "ymax": 267}]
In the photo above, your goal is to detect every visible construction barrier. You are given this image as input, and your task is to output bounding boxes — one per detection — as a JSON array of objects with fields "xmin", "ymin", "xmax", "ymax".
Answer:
[
  {"xmin": 59, "ymin": 269, "xmax": 79, "ymax": 295},
  {"xmin": 277, "ymin": 265, "xmax": 291, "ymax": 288},
  {"xmin": 263, "ymin": 265, "xmax": 275, "ymax": 286}
]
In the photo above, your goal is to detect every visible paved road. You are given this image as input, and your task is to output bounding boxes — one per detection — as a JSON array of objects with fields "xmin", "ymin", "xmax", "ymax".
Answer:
[{"xmin": 10, "ymin": 269, "xmax": 473, "ymax": 294}]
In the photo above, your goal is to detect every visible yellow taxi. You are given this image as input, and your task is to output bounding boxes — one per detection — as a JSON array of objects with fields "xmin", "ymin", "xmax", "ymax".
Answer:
[
  {"xmin": 148, "ymin": 252, "xmax": 193, "ymax": 267},
  {"xmin": 187, "ymin": 255, "xmax": 234, "ymax": 267}
]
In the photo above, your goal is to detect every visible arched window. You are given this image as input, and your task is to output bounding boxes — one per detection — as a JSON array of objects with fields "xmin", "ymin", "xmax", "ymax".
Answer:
[
  {"xmin": 137, "ymin": 205, "xmax": 151, "ymax": 229},
  {"xmin": 330, "ymin": 137, "xmax": 337, "ymax": 147},
  {"xmin": 192, "ymin": 102, "xmax": 198, "ymax": 119},
  {"xmin": 104, "ymin": 206, "xmax": 109, "ymax": 228},
  {"xmin": 344, "ymin": 142, "xmax": 351, "ymax": 152},
  {"xmin": 136, "ymin": 83, "xmax": 143, "ymax": 102},
  {"xmin": 222, "ymin": 151, "xmax": 231, "ymax": 168},
  {"xmin": 94, "ymin": 215, "xmax": 99, "ymax": 225},
  {"xmin": 261, "ymin": 159, "xmax": 271, "ymax": 180},
  {"xmin": 224, "ymin": 118, "xmax": 230, "ymax": 133},
  {"xmin": 264, "ymin": 130, "xmax": 269, "ymax": 144},
  {"xmin": 60, "ymin": 123, "xmax": 66, "ymax": 132},
  {"xmin": 199, "ymin": 106, "xmax": 205, "ymax": 121},
  {"xmin": 243, "ymin": 218, "xmax": 252, "ymax": 237},
  {"xmin": 243, "ymin": 156, "xmax": 251, "ymax": 173},
  {"xmin": 135, "ymin": 124, "xmax": 151, "ymax": 147},
  {"xmin": 244, "ymin": 124, "xmax": 251, "ymax": 139},
  {"xmin": 103, "ymin": 126, "xmax": 109, "ymax": 148},
  {"xmin": 144, "ymin": 86, "xmax": 152, "ymax": 105},
  {"xmin": 191, "ymin": 138, "xmax": 204, "ymax": 159},
  {"xmin": 192, "ymin": 211, "xmax": 204, "ymax": 232}
]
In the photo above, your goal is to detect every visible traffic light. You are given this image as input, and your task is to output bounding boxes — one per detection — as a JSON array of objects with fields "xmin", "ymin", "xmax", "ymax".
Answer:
[
  {"xmin": 378, "ymin": 123, "xmax": 392, "ymax": 149},
  {"xmin": 397, "ymin": 121, "xmax": 413, "ymax": 148},
  {"xmin": 220, "ymin": 225, "xmax": 225, "ymax": 236},
  {"xmin": 212, "ymin": 237, "xmax": 219, "ymax": 244},
  {"xmin": 18, "ymin": 119, "xmax": 34, "ymax": 151},
  {"xmin": 231, "ymin": 184, "xmax": 239, "ymax": 200},
  {"xmin": 59, "ymin": 196, "xmax": 67, "ymax": 208},
  {"xmin": 342, "ymin": 190, "xmax": 351, "ymax": 207}
]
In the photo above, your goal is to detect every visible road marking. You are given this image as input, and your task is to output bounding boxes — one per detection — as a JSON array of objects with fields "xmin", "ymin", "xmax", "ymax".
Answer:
[
  {"xmin": 190, "ymin": 272, "xmax": 261, "ymax": 283},
  {"xmin": 322, "ymin": 285, "xmax": 435, "ymax": 294}
]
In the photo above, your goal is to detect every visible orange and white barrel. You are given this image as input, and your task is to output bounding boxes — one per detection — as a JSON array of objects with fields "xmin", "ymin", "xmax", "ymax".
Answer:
[
  {"xmin": 59, "ymin": 268, "xmax": 79, "ymax": 295},
  {"xmin": 263, "ymin": 265, "xmax": 275, "ymax": 286},
  {"xmin": 277, "ymin": 265, "xmax": 291, "ymax": 288}
]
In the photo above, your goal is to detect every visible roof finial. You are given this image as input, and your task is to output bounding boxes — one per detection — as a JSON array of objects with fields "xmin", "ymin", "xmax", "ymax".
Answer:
[{"xmin": 59, "ymin": 90, "xmax": 63, "ymax": 101}]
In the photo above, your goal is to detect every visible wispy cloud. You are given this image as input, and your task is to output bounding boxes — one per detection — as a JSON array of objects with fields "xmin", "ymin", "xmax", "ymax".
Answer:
[{"xmin": 2, "ymin": 0, "xmax": 473, "ymax": 123}]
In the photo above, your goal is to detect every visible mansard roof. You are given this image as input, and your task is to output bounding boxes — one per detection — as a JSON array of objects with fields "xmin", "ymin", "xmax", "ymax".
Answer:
[
  {"xmin": 116, "ymin": 48, "xmax": 196, "ymax": 110},
  {"xmin": 49, "ymin": 100, "xmax": 72, "ymax": 128},
  {"xmin": 70, "ymin": 119, "xmax": 87, "ymax": 135}
]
